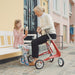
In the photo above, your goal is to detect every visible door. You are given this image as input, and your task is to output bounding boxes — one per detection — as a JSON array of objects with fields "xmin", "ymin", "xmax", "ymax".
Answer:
[
  {"xmin": 63, "ymin": 25, "xmax": 67, "ymax": 42},
  {"xmin": 24, "ymin": 0, "xmax": 37, "ymax": 34},
  {"xmin": 24, "ymin": 0, "xmax": 28, "ymax": 29}
]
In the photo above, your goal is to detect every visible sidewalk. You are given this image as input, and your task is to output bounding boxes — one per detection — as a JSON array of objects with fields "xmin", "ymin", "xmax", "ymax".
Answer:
[{"xmin": 0, "ymin": 44, "xmax": 75, "ymax": 75}]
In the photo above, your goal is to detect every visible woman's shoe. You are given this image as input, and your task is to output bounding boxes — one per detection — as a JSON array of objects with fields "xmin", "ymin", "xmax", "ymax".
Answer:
[
  {"xmin": 29, "ymin": 62, "xmax": 35, "ymax": 66},
  {"xmin": 29, "ymin": 58, "xmax": 39, "ymax": 66}
]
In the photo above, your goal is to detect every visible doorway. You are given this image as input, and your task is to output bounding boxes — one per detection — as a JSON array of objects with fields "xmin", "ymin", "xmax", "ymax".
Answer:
[
  {"xmin": 24, "ymin": 0, "xmax": 37, "ymax": 34},
  {"xmin": 24, "ymin": 0, "xmax": 37, "ymax": 40},
  {"xmin": 63, "ymin": 25, "xmax": 67, "ymax": 42}
]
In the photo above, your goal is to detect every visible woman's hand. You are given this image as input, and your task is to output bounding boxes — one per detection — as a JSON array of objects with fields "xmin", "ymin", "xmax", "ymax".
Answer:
[
  {"xmin": 20, "ymin": 28, "xmax": 28, "ymax": 38},
  {"xmin": 37, "ymin": 27, "xmax": 42, "ymax": 34},
  {"xmin": 21, "ymin": 28, "xmax": 28, "ymax": 35}
]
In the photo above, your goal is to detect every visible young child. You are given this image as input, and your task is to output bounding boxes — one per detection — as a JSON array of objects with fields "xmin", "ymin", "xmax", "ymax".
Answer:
[{"xmin": 13, "ymin": 20, "xmax": 29, "ymax": 65}]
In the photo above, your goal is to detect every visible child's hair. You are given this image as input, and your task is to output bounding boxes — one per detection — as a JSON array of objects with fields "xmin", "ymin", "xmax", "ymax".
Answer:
[
  {"xmin": 33, "ymin": 5, "xmax": 45, "ymax": 12},
  {"xmin": 14, "ymin": 20, "xmax": 21, "ymax": 30}
]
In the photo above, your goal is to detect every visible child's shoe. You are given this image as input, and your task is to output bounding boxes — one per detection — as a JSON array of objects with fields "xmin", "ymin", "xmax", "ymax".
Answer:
[
  {"xmin": 24, "ymin": 53, "xmax": 29, "ymax": 66},
  {"xmin": 20, "ymin": 56, "xmax": 25, "ymax": 64}
]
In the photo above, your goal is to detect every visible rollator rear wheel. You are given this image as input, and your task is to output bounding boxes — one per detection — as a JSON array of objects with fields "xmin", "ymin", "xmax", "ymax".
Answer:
[
  {"xmin": 35, "ymin": 60, "xmax": 44, "ymax": 69},
  {"xmin": 58, "ymin": 58, "xmax": 64, "ymax": 67},
  {"xmin": 49, "ymin": 54, "xmax": 54, "ymax": 62},
  {"xmin": 28, "ymin": 55, "xmax": 34, "ymax": 62}
]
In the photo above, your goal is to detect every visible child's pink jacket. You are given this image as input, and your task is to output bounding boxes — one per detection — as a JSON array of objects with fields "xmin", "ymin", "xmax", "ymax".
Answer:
[{"xmin": 13, "ymin": 29, "xmax": 26, "ymax": 48}]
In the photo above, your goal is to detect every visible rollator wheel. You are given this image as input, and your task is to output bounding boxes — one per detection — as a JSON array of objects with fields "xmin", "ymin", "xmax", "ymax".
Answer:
[
  {"xmin": 35, "ymin": 60, "xmax": 44, "ymax": 69},
  {"xmin": 58, "ymin": 58, "xmax": 64, "ymax": 67},
  {"xmin": 49, "ymin": 54, "xmax": 54, "ymax": 62},
  {"xmin": 28, "ymin": 55, "xmax": 34, "ymax": 62}
]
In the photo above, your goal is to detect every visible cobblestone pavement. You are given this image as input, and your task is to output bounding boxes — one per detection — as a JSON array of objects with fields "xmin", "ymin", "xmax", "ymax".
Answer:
[{"xmin": 0, "ymin": 44, "xmax": 75, "ymax": 75}]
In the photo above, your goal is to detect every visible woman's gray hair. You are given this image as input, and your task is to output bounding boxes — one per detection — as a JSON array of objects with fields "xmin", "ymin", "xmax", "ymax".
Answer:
[{"xmin": 33, "ymin": 5, "xmax": 45, "ymax": 12}]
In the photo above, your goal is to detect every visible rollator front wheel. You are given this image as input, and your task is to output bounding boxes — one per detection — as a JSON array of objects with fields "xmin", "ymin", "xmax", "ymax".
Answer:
[
  {"xmin": 49, "ymin": 54, "xmax": 54, "ymax": 62},
  {"xmin": 58, "ymin": 58, "xmax": 64, "ymax": 67},
  {"xmin": 35, "ymin": 60, "xmax": 44, "ymax": 69},
  {"xmin": 28, "ymin": 55, "xmax": 34, "ymax": 62}
]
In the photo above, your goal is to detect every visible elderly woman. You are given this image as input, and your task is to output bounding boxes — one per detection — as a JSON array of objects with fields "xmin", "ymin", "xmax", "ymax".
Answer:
[{"xmin": 29, "ymin": 5, "xmax": 56, "ymax": 66}]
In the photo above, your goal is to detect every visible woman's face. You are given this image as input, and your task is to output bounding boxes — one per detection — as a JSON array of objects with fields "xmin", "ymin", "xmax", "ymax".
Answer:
[
  {"xmin": 34, "ymin": 9, "xmax": 42, "ymax": 17},
  {"xmin": 17, "ymin": 21, "xmax": 22, "ymax": 29}
]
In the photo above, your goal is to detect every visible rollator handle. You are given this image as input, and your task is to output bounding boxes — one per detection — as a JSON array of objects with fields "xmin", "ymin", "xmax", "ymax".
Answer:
[
  {"xmin": 40, "ymin": 28, "xmax": 52, "ymax": 40},
  {"xmin": 44, "ymin": 29, "xmax": 52, "ymax": 41}
]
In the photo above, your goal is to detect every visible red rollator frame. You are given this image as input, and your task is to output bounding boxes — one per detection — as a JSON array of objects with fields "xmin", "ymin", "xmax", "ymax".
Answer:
[
  {"xmin": 39, "ymin": 40, "xmax": 61, "ymax": 61},
  {"xmin": 28, "ymin": 29, "xmax": 64, "ymax": 69}
]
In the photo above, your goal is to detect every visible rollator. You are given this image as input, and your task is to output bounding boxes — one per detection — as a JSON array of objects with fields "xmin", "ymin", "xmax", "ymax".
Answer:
[{"xmin": 28, "ymin": 28, "xmax": 64, "ymax": 69}]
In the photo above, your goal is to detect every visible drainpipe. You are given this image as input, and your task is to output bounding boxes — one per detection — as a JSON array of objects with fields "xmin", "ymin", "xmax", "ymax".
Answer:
[
  {"xmin": 48, "ymin": 0, "xmax": 50, "ymax": 14},
  {"xmin": 37, "ymin": 0, "xmax": 40, "ymax": 4},
  {"xmin": 37, "ymin": 0, "xmax": 40, "ymax": 27},
  {"xmin": 37, "ymin": 0, "xmax": 40, "ymax": 37}
]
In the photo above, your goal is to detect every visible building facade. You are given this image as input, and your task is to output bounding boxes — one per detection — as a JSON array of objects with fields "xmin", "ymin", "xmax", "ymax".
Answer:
[
  {"xmin": 0, "ymin": 0, "xmax": 75, "ymax": 59},
  {"xmin": 39, "ymin": 0, "xmax": 75, "ymax": 47},
  {"xmin": 0, "ymin": 0, "xmax": 75, "ymax": 47},
  {"xmin": 69, "ymin": 0, "xmax": 75, "ymax": 43}
]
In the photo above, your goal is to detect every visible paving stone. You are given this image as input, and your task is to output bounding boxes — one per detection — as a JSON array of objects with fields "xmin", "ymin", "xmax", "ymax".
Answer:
[{"xmin": 0, "ymin": 44, "xmax": 75, "ymax": 75}]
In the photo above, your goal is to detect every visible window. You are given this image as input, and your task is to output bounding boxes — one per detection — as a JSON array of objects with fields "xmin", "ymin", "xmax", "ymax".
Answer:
[
  {"xmin": 69, "ymin": 2, "xmax": 72, "ymax": 12},
  {"xmin": 64, "ymin": 1, "xmax": 66, "ymax": 15},
  {"xmin": 43, "ymin": 2, "xmax": 45, "ymax": 6},
  {"xmin": 24, "ymin": 9, "xmax": 27, "ymax": 21},
  {"xmin": 24, "ymin": 0, "xmax": 27, "ymax": 6},
  {"xmin": 63, "ymin": 0, "xmax": 68, "ymax": 16},
  {"xmin": 53, "ymin": 0, "xmax": 60, "ymax": 11}
]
